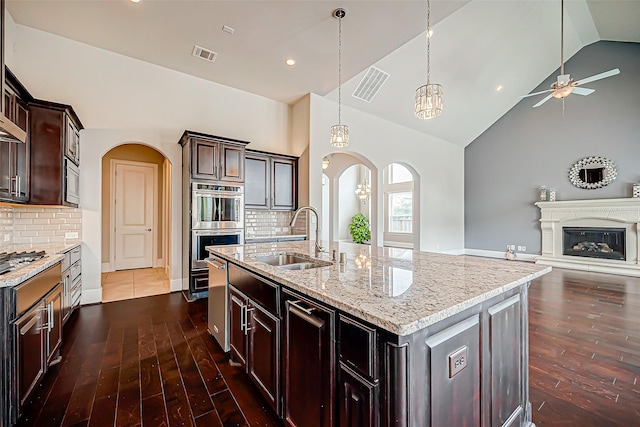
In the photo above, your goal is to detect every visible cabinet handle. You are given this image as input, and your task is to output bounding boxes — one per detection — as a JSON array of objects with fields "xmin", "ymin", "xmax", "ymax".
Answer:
[
  {"xmin": 10, "ymin": 176, "xmax": 17, "ymax": 196},
  {"xmin": 39, "ymin": 306, "xmax": 49, "ymax": 331},
  {"xmin": 48, "ymin": 302, "xmax": 54, "ymax": 332},
  {"xmin": 288, "ymin": 300, "xmax": 315, "ymax": 315},
  {"xmin": 244, "ymin": 307, "xmax": 254, "ymax": 335},
  {"xmin": 240, "ymin": 304, "xmax": 246, "ymax": 333}
]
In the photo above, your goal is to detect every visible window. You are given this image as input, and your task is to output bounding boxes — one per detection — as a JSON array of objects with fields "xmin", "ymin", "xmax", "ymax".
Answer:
[
  {"xmin": 389, "ymin": 163, "xmax": 412, "ymax": 184},
  {"xmin": 389, "ymin": 191, "xmax": 412, "ymax": 233}
]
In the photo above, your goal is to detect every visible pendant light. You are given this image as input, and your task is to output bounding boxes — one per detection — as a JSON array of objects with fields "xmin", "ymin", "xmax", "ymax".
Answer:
[
  {"xmin": 414, "ymin": 0, "xmax": 443, "ymax": 119},
  {"xmin": 330, "ymin": 8, "xmax": 349, "ymax": 147}
]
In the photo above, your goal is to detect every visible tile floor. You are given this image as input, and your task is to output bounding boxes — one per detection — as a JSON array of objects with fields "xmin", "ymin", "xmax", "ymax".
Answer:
[{"xmin": 101, "ymin": 267, "xmax": 170, "ymax": 302}]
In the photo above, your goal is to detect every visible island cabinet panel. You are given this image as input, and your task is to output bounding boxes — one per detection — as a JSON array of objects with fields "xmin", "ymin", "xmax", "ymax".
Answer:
[
  {"xmin": 338, "ymin": 315, "xmax": 377, "ymax": 380},
  {"xmin": 248, "ymin": 304, "xmax": 281, "ymax": 414},
  {"xmin": 229, "ymin": 286, "xmax": 248, "ymax": 368},
  {"xmin": 282, "ymin": 289, "xmax": 335, "ymax": 427},
  {"xmin": 488, "ymin": 294, "xmax": 523, "ymax": 426},
  {"xmin": 339, "ymin": 363, "xmax": 378, "ymax": 427},
  {"xmin": 424, "ymin": 315, "xmax": 481, "ymax": 427}
]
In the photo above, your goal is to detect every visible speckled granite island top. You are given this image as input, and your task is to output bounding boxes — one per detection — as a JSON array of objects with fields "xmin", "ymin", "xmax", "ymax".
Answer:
[{"xmin": 207, "ymin": 241, "xmax": 551, "ymax": 336}]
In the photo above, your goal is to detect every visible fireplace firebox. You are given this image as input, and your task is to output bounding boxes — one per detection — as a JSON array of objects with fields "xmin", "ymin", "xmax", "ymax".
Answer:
[{"xmin": 562, "ymin": 227, "xmax": 625, "ymax": 261}]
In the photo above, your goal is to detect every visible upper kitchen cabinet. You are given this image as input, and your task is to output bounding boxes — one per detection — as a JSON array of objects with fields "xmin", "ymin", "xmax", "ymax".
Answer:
[
  {"xmin": 0, "ymin": 68, "xmax": 32, "ymax": 203},
  {"xmin": 28, "ymin": 100, "xmax": 83, "ymax": 207},
  {"xmin": 179, "ymin": 130, "xmax": 249, "ymax": 183},
  {"xmin": 245, "ymin": 150, "xmax": 297, "ymax": 211}
]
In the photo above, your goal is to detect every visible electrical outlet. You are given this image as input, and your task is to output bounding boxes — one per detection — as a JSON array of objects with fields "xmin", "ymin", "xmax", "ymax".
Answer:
[
  {"xmin": 517, "ymin": 245, "xmax": 523, "ymax": 251},
  {"xmin": 3, "ymin": 233, "xmax": 10, "ymax": 242},
  {"xmin": 521, "ymin": 246, "xmax": 526, "ymax": 252},
  {"xmin": 65, "ymin": 232, "xmax": 79, "ymax": 239},
  {"xmin": 510, "ymin": 244, "xmax": 515, "ymax": 251}
]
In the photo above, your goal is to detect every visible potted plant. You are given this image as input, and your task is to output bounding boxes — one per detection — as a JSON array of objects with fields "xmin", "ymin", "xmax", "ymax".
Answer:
[{"xmin": 349, "ymin": 213, "xmax": 371, "ymax": 244}]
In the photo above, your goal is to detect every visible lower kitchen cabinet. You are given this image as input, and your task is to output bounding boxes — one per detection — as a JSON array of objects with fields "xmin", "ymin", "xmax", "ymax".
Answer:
[
  {"xmin": 338, "ymin": 363, "xmax": 378, "ymax": 427},
  {"xmin": 14, "ymin": 300, "xmax": 45, "ymax": 407},
  {"xmin": 282, "ymin": 289, "xmax": 335, "ymax": 427},
  {"xmin": 44, "ymin": 283, "xmax": 63, "ymax": 365},
  {"xmin": 62, "ymin": 245, "xmax": 82, "ymax": 324},
  {"xmin": 228, "ymin": 281, "xmax": 281, "ymax": 415}
]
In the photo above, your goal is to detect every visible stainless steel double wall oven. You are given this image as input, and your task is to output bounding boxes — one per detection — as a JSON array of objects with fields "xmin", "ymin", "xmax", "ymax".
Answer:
[{"xmin": 180, "ymin": 131, "xmax": 249, "ymax": 300}]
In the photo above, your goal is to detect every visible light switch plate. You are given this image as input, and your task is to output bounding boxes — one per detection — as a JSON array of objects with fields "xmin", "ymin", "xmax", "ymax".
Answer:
[
  {"xmin": 65, "ymin": 232, "xmax": 79, "ymax": 239},
  {"xmin": 3, "ymin": 234, "xmax": 10, "ymax": 242}
]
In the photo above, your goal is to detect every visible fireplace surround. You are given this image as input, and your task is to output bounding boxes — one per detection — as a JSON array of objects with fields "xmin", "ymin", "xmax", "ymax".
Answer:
[{"xmin": 536, "ymin": 198, "xmax": 640, "ymax": 276}]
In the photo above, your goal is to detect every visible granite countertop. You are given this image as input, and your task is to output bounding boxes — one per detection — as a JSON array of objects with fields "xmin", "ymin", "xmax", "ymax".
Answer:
[
  {"xmin": 0, "ymin": 242, "xmax": 81, "ymax": 288},
  {"xmin": 207, "ymin": 241, "xmax": 551, "ymax": 336}
]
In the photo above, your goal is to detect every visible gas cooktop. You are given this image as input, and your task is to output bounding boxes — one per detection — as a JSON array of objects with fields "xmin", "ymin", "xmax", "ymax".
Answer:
[{"xmin": 0, "ymin": 251, "xmax": 47, "ymax": 275}]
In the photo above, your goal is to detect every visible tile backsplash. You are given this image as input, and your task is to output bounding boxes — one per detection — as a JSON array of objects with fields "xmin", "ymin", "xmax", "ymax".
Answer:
[
  {"xmin": 245, "ymin": 209, "xmax": 307, "ymax": 238},
  {"xmin": 0, "ymin": 205, "xmax": 82, "ymax": 249}
]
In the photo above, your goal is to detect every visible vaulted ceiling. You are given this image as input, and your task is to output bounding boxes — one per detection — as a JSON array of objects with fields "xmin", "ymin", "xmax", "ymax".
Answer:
[{"xmin": 6, "ymin": 0, "xmax": 640, "ymax": 147}]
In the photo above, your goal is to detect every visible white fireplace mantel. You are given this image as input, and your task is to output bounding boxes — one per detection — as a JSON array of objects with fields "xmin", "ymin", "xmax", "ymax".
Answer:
[{"xmin": 536, "ymin": 198, "xmax": 640, "ymax": 276}]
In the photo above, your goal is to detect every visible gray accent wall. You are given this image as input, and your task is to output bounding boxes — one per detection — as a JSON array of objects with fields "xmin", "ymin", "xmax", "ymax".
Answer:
[{"xmin": 465, "ymin": 41, "xmax": 640, "ymax": 254}]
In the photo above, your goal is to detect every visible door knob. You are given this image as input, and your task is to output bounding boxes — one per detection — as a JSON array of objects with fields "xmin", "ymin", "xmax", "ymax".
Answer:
[{"xmin": 146, "ymin": 228, "xmax": 152, "ymax": 231}]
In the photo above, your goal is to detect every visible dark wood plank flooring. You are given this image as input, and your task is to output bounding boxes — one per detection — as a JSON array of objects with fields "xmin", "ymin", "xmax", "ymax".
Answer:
[
  {"xmin": 530, "ymin": 268, "xmax": 640, "ymax": 426},
  {"xmin": 16, "ymin": 267, "xmax": 640, "ymax": 426}
]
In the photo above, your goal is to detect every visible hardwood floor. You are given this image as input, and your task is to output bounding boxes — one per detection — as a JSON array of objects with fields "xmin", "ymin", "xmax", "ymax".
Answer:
[
  {"xmin": 16, "ymin": 293, "xmax": 282, "ymax": 427},
  {"xmin": 529, "ymin": 268, "xmax": 640, "ymax": 426},
  {"xmin": 16, "ymin": 267, "xmax": 640, "ymax": 426}
]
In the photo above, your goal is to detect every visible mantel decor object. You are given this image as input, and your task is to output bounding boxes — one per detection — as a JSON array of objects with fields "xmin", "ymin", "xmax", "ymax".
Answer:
[
  {"xmin": 539, "ymin": 186, "xmax": 549, "ymax": 201},
  {"xmin": 633, "ymin": 183, "xmax": 640, "ymax": 198}
]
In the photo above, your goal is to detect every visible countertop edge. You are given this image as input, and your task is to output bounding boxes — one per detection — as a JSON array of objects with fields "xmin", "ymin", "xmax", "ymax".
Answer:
[{"xmin": 0, "ymin": 254, "xmax": 65, "ymax": 288}]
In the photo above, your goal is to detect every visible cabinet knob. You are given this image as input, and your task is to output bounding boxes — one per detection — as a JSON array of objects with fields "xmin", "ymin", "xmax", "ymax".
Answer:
[{"xmin": 146, "ymin": 228, "xmax": 152, "ymax": 232}]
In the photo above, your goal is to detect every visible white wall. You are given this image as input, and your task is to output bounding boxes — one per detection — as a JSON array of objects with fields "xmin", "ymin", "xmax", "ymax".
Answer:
[
  {"xmin": 8, "ymin": 23, "xmax": 293, "ymax": 304},
  {"xmin": 308, "ymin": 94, "xmax": 465, "ymax": 253}
]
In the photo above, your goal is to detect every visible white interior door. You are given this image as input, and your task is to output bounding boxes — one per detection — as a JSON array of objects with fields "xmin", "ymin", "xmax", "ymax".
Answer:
[{"xmin": 115, "ymin": 162, "xmax": 155, "ymax": 270}]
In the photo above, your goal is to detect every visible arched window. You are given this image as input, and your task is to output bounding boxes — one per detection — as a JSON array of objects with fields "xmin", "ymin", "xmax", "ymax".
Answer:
[{"xmin": 384, "ymin": 163, "xmax": 414, "ymax": 248}]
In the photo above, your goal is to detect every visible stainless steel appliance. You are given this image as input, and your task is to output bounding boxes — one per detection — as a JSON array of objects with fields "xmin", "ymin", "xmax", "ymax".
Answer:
[
  {"xmin": 191, "ymin": 229, "xmax": 243, "ymax": 270},
  {"xmin": 206, "ymin": 255, "xmax": 229, "ymax": 351},
  {"xmin": 192, "ymin": 182, "xmax": 244, "ymax": 230}
]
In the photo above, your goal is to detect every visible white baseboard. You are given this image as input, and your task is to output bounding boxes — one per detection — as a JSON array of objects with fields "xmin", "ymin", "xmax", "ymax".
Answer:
[
  {"xmin": 438, "ymin": 248, "xmax": 466, "ymax": 255},
  {"xmin": 81, "ymin": 287, "xmax": 102, "ymax": 305},
  {"xmin": 464, "ymin": 248, "xmax": 538, "ymax": 262},
  {"xmin": 101, "ymin": 262, "xmax": 114, "ymax": 273},
  {"xmin": 170, "ymin": 278, "xmax": 183, "ymax": 292}
]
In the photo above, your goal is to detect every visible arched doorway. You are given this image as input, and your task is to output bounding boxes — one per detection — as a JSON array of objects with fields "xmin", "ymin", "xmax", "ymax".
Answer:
[{"xmin": 100, "ymin": 143, "xmax": 172, "ymax": 302}]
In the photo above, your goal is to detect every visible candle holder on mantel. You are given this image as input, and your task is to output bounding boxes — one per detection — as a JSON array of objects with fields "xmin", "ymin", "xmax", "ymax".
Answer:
[
  {"xmin": 549, "ymin": 188, "xmax": 557, "ymax": 202},
  {"xmin": 633, "ymin": 183, "xmax": 640, "ymax": 198},
  {"xmin": 539, "ymin": 186, "xmax": 549, "ymax": 202}
]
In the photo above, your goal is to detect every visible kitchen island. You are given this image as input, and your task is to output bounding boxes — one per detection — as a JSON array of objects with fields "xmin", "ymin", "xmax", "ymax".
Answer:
[{"xmin": 207, "ymin": 241, "xmax": 550, "ymax": 427}]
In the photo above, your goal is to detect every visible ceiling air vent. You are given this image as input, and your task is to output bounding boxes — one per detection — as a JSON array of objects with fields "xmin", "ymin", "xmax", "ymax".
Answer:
[
  {"xmin": 352, "ymin": 66, "xmax": 389, "ymax": 103},
  {"xmin": 192, "ymin": 45, "xmax": 218, "ymax": 63}
]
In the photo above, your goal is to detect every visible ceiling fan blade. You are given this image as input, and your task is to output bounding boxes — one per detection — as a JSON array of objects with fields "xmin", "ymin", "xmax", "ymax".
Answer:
[
  {"xmin": 572, "ymin": 87, "xmax": 594, "ymax": 96},
  {"xmin": 520, "ymin": 89, "xmax": 553, "ymax": 99},
  {"xmin": 574, "ymin": 68, "xmax": 620, "ymax": 86},
  {"xmin": 533, "ymin": 94, "xmax": 553, "ymax": 108}
]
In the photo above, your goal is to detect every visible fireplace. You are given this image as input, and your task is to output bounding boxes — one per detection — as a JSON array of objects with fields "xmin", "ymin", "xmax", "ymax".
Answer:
[
  {"xmin": 562, "ymin": 227, "xmax": 625, "ymax": 261},
  {"xmin": 536, "ymin": 198, "xmax": 640, "ymax": 277}
]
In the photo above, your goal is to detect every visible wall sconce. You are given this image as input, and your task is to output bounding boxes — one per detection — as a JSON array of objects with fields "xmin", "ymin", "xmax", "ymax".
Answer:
[{"xmin": 322, "ymin": 156, "xmax": 330, "ymax": 170}]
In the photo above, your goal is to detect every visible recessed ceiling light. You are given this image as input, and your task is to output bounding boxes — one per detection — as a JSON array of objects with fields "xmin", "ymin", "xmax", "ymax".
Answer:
[
  {"xmin": 496, "ymin": 85, "xmax": 503, "ymax": 92},
  {"xmin": 130, "ymin": 0, "xmax": 140, "ymax": 3},
  {"xmin": 222, "ymin": 25, "xmax": 235, "ymax": 34},
  {"xmin": 285, "ymin": 58, "xmax": 296, "ymax": 66}
]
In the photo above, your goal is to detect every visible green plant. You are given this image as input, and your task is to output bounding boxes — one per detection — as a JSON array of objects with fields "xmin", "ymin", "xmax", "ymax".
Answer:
[{"xmin": 349, "ymin": 213, "xmax": 371, "ymax": 244}]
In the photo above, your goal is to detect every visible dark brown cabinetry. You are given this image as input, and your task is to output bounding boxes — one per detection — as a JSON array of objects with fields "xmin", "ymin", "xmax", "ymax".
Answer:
[
  {"xmin": 180, "ymin": 131, "xmax": 247, "ymax": 183},
  {"xmin": 282, "ymin": 289, "xmax": 335, "ymax": 427},
  {"xmin": 28, "ymin": 100, "xmax": 83, "ymax": 207},
  {"xmin": 228, "ymin": 263, "xmax": 281, "ymax": 415},
  {"xmin": 339, "ymin": 363, "xmax": 378, "ymax": 427},
  {"xmin": 245, "ymin": 150, "xmax": 297, "ymax": 210},
  {"xmin": 14, "ymin": 300, "xmax": 45, "ymax": 408},
  {"xmin": 0, "ymin": 69, "xmax": 30, "ymax": 203},
  {"xmin": 61, "ymin": 246, "xmax": 82, "ymax": 324}
]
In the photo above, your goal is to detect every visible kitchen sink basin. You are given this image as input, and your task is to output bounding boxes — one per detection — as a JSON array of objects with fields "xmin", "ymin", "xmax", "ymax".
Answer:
[{"xmin": 251, "ymin": 253, "xmax": 332, "ymax": 270}]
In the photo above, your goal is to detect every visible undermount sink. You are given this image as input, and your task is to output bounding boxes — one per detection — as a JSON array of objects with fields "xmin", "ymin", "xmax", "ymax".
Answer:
[{"xmin": 251, "ymin": 253, "xmax": 332, "ymax": 270}]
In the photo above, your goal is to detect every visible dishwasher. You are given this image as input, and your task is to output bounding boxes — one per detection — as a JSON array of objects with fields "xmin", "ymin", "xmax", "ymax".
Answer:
[{"xmin": 206, "ymin": 255, "xmax": 229, "ymax": 352}]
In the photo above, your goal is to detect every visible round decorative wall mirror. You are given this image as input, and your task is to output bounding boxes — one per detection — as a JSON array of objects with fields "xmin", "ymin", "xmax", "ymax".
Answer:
[{"xmin": 569, "ymin": 156, "xmax": 617, "ymax": 189}]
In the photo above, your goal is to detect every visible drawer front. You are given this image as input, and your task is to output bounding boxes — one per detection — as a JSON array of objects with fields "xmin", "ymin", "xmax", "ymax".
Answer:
[
  {"xmin": 228, "ymin": 263, "xmax": 278, "ymax": 315},
  {"xmin": 15, "ymin": 263, "xmax": 62, "ymax": 317},
  {"xmin": 60, "ymin": 252, "xmax": 71, "ymax": 272},
  {"xmin": 69, "ymin": 247, "xmax": 81, "ymax": 265},
  {"xmin": 70, "ymin": 279, "xmax": 82, "ymax": 307},
  {"xmin": 339, "ymin": 315, "xmax": 377, "ymax": 380},
  {"xmin": 69, "ymin": 261, "xmax": 81, "ymax": 282}
]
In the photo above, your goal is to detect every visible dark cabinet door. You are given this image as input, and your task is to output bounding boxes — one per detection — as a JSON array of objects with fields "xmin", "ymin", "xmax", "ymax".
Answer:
[
  {"xmin": 244, "ymin": 154, "xmax": 269, "ymax": 209},
  {"xmin": 45, "ymin": 283, "xmax": 63, "ymax": 365},
  {"xmin": 192, "ymin": 139, "xmax": 219, "ymax": 180},
  {"xmin": 283, "ymin": 293, "xmax": 335, "ymax": 427},
  {"xmin": 15, "ymin": 301, "xmax": 46, "ymax": 408},
  {"xmin": 229, "ymin": 287, "xmax": 248, "ymax": 368},
  {"xmin": 64, "ymin": 116, "xmax": 80, "ymax": 165},
  {"xmin": 0, "ymin": 141, "xmax": 12, "ymax": 200},
  {"xmin": 248, "ymin": 304, "xmax": 281, "ymax": 415},
  {"xmin": 220, "ymin": 143, "xmax": 245, "ymax": 182},
  {"xmin": 339, "ymin": 364, "xmax": 378, "ymax": 427},
  {"xmin": 271, "ymin": 157, "xmax": 296, "ymax": 210},
  {"xmin": 0, "ymin": 140, "xmax": 28, "ymax": 202}
]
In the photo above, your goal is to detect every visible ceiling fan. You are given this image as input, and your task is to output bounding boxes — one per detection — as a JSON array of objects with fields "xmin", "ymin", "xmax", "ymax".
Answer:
[{"xmin": 520, "ymin": 0, "xmax": 620, "ymax": 109}]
